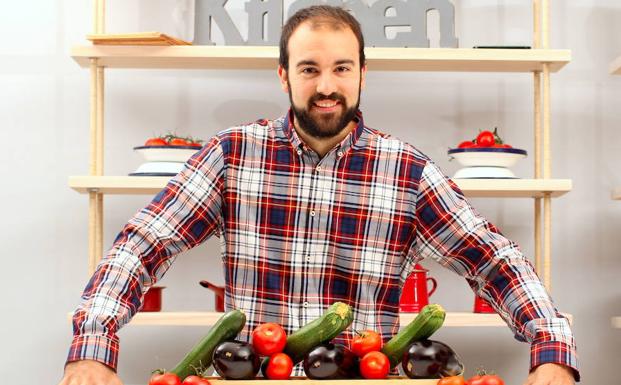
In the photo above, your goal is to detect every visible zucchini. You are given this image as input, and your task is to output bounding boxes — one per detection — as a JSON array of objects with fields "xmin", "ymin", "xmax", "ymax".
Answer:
[
  {"xmin": 381, "ymin": 303, "xmax": 445, "ymax": 369},
  {"xmin": 283, "ymin": 302, "xmax": 354, "ymax": 364},
  {"xmin": 170, "ymin": 309, "xmax": 246, "ymax": 380}
]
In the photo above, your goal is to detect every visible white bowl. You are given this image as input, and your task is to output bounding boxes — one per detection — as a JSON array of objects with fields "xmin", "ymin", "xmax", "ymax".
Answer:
[
  {"xmin": 134, "ymin": 145, "xmax": 201, "ymax": 163},
  {"xmin": 129, "ymin": 161, "xmax": 185, "ymax": 176},
  {"xmin": 448, "ymin": 147, "xmax": 527, "ymax": 168}
]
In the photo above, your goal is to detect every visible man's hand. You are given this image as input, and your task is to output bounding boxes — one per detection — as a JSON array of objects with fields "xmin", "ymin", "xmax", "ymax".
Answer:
[
  {"xmin": 523, "ymin": 363, "xmax": 575, "ymax": 385},
  {"xmin": 58, "ymin": 360, "xmax": 123, "ymax": 385}
]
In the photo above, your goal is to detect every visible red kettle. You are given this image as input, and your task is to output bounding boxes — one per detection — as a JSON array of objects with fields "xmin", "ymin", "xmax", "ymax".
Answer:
[
  {"xmin": 400, "ymin": 264, "xmax": 437, "ymax": 312},
  {"xmin": 199, "ymin": 280, "xmax": 225, "ymax": 312}
]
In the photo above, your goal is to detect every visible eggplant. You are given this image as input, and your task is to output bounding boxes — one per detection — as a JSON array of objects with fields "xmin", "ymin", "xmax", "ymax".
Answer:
[
  {"xmin": 303, "ymin": 343, "xmax": 359, "ymax": 379},
  {"xmin": 401, "ymin": 339, "xmax": 464, "ymax": 379},
  {"xmin": 213, "ymin": 341, "xmax": 260, "ymax": 380}
]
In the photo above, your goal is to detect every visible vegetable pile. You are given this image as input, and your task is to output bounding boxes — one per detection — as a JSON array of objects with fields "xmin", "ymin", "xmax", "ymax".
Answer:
[
  {"xmin": 144, "ymin": 133, "xmax": 204, "ymax": 148},
  {"xmin": 456, "ymin": 127, "xmax": 513, "ymax": 149},
  {"xmin": 147, "ymin": 303, "xmax": 472, "ymax": 383}
]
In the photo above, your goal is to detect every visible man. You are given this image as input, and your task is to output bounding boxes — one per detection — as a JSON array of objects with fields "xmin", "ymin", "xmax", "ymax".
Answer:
[{"xmin": 59, "ymin": 5, "xmax": 579, "ymax": 385}]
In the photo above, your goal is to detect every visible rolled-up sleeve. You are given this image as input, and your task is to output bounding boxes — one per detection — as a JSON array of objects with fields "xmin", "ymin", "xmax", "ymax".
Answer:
[
  {"xmin": 66, "ymin": 136, "xmax": 226, "ymax": 370},
  {"xmin": 413, "ymin": 160, "xmax": 579, "ymax": 380}
]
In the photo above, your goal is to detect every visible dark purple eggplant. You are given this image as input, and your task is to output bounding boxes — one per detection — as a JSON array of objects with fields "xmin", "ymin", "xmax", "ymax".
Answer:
[
  {"xmin": 213, "ymin": 341, "xmax": 260, "ymax": 380},
  {"xmin": 401, "ymin": 339, "xmax": 464, "ymax": 379},
  {"xmin": 303, "ymin": 343, "xmax": 359, "ymax": 379}
]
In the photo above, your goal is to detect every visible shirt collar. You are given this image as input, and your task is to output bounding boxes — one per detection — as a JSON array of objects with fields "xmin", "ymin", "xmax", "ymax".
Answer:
[{"xmin": 282, "ymin": 108, "xmax": 365, "ymax": 155}]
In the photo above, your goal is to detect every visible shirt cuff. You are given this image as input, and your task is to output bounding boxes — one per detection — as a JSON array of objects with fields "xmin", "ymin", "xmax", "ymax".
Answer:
[
  {"xmin": 530, "ymin": 340, "xmax": 580, "ymax": 382},
  {"xmin": 66, "ymin": 333, "xmax": 120, "ymax": 372}
]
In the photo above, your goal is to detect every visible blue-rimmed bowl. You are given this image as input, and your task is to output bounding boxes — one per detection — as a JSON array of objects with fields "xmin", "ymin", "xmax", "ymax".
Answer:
[
  {"xmin": 134, "ymin": 145, "xmax": 201, "ymax": 163},
  {"xmin": 448, "ymin": 147, "xmax": 527, "ymax": 168}
]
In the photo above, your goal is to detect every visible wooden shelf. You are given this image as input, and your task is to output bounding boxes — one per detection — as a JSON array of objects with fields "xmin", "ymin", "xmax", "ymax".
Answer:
[
  {"xmin": 610, "ymin": 54, "xmax": 621, "ymax": 75},
  {"xmin": 69, "ymin": 176, "xmax": 572, "ymax": 198},
  {"xmin": 67, "ymin": 310, "xmax": 571, "ymax": 327},
  {"xmin": 612, "ymin": 317, "xmax": 621, "ymax": 328},
  {"xmin": 71, "ymin": 45, "xmax": 570, "ymax": 72},
  {"xmin": 612, "ymin": 187, "xmax": 621, "ymax": 200},
  {"xmin": 207, "ymin": 378, "xmax": 436, "ymax": 385}
]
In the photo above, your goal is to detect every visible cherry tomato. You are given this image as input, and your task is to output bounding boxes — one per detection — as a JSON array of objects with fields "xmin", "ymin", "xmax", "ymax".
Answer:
[
  {"xmin": 265, "ymin": 352, "xmax": 293, "ymax": 380},
  {"xmin": 182, "ymin": 375, "xmax": 211, "ymax": 385},
  {"xmin": 467, "ymin": 374, "xmax": 505, "ymax": 385},
  {"xmin": 457, "ymin": 141, "xmax": 476, "ymax": 149},
  {"xmin": 189, "ymin": 142, "xmax": 203, "ymax": 148},
  {"xmin": 169, "ymin": 138, "xmax": 191, "ymax": 146},
  {"xmin": 439, "ymin": 375, "xmax": 467, "ymax": 385},
  {"xmin": 149, "ymin": 372, "xmax": 182, "ymax": 385},
  {"xmin": 350, "ymin": 330, "xmax": 382, "ymax": 357},
  {"xmin": 476, "ymin": 130, "xmax": 495, "ymax": 147},
  {"xmin": 144, "ymin": 137, "xmax": 168, "ymax": 146},
  {"xmin": 359, "ymin": 351, "xmax": 390, "ymax": 379},
  {"xmin": 251, "ymin": 322, "xmax": 287, "ymax": 356}
]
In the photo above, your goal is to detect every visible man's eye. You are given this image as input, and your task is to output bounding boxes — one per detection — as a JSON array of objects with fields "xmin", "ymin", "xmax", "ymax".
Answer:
[
  {"xmin": 301, "ymin": 68, "xmax": 317, "ymax": 74},
  {"xmin": 336, "ymin": 66, "xmax": 351, "ymax": 72}
]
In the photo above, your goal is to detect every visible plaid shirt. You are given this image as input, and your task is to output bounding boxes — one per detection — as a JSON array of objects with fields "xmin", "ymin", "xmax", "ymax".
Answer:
[{"xmin": 68, "ymin": 110, "xmax": 579, "ymax": 379}]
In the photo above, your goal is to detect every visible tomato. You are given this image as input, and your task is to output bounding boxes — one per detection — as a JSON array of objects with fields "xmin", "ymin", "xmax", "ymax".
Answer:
[
  {"xmin": 189, "ymin": 142, "xmax": 203, "ymax": 148},
  {"xmin": 457, "ymin": 141, "xmax": 475, "ymax": 149},
  {"xmin": 265, "ymin": 352, "xmax": 293, "ymax": 380},
  {"xmin": 169, "ymin": 138, "xmax": 191, "ymax": 146},
  {"xmin": 359, "ymin": 351, "xmax": 390, "ymax": 379},
  {"xmin": 467, "ymin": 374, "xmax": 505, "ymax": 385},
  {"xmin": 439, "ymin": 375, "xmax": 467, "ymax": 385},
  {"xmin": 476, "ymin": 130, "xmax": 495, "ymax": 147},
  {"xmin": 350, "ymin": 330, "xmax": 382, "ymax": 357},
  {"xmin": 182, "ymin": 376, "xmax": 211, "ymax": 385},
  {"xmin": 251, "ymin": 322, "xmax": 287, "ymax": 356},
  {"xmin": 149, "ymin": 372, "xmax": 181, "ymax": 385},
  {"xmin": 145, "ymin": 137, "xmax": 168, "ymax": 146}
]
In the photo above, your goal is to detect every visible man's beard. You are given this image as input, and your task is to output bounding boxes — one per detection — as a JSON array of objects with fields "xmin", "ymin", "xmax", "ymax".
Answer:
[{"xmin": 288, "ymin": 80, "xmax": 361, "ymax": 139}]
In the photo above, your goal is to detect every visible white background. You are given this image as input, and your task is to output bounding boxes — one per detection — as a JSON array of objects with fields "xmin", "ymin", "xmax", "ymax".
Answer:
[{"xmin": 1, "ymin": 0, "xmax": 620, "ymax": 384}]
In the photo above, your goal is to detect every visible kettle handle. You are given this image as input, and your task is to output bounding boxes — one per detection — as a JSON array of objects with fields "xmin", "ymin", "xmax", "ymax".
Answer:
[{"xmin": 427, "ymin": 277, "xmax": 438, "ymax": 296}]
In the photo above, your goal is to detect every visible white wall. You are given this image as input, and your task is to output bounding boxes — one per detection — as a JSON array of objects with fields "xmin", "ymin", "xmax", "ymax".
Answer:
[{"xmin": 2, "ymin": 0, "xmax": 620, "ymax": 384}]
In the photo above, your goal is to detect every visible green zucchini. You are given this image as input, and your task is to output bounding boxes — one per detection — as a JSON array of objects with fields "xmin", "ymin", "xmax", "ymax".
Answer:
[
  {"xmin": 283, "ymin": 302, "xmax": 354, "ymax": 364},
  {"xmin": 381, "ymin": 303, "xmax": 445, "ymax": 369},
  {"xmin": 170, "ymin": 309, "xmax": 246, "ymax": 380}
]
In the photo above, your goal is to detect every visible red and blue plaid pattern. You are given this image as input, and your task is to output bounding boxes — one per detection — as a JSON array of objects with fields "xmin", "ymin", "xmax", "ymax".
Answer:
[{"xmin": 68, "ymin": 110, "xmax": 578, "ymax": 379}]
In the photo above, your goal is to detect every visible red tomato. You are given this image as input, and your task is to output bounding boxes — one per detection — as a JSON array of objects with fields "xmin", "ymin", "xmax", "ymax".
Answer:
[
  {"xmin": 189, "ymin": 142, "xmax": 203, "ymax": 148},
  {"xmin": 476, "ymin": 131, "xmax": 495, "ymax": 147},
  {"xmin": 169, "ymin": 138, "xmax": 191, "ymax": 146},
  {"xmin": 467, "ymin": 374, "xmax": 505, "ymax": 385},
  {"xmin": 251, "ymin": 323, "xmax": 287, "ymax": 356},
  {"xmin": 144, "ymin": 137, "xmax": 168, "ymax": 146},
  {"xmin": 182, "ymin": 376, "xmax": 211, "ymax": 385},
  {"xmin": 457, "ymin": 141, "xmax": 476, "ymax": 149},
  {"xmin": 350, "ymin": 330, "xmax": 382, "ymax": 357},
  {"xmin": 359, "ymin": 351, "xmax": 390, "ymax": 379},
  {"xmin": 265, "ymin": 352, "xmax": 293, "ymax": 380},
  {"xmin": 439, "ymin": 376, "xmax": 467, "ymax": 385},
  {"xmin": 149, "ymin": 372, "xmax": 181, "ymax": 385}
]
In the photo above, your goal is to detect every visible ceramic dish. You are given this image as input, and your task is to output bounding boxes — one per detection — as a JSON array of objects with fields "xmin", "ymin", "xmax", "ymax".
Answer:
[
  {"xmin": 134, "ymin": 145, "xmax": 201, "ymax": 163},
  {"xmin": 448, "ymin": 147, "xmax": 527, "ymax": 168},
  {"xmin": 448, "ymin": 147, "xmax": 527, "ymax": 179},
  {"xmin": 129, "ymin": 161, "xmax": 185, "ymax": 176}
]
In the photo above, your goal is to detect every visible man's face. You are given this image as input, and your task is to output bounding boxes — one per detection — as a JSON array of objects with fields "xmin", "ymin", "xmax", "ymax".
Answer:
[{"xmin": 278, "ymin": 20, "xmax": 366, "ymax": 139}]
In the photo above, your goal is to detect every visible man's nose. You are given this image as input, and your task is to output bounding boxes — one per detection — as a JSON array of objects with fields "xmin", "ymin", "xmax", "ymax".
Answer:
[{"xmin": 316, "ymin": 73, "xmax": 338, "ymax": 96}]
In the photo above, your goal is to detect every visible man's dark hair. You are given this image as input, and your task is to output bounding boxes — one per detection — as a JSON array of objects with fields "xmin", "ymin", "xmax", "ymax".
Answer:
[{"xmin": 279, "ymin": 5, "xmax": 366, "ymax": 70}]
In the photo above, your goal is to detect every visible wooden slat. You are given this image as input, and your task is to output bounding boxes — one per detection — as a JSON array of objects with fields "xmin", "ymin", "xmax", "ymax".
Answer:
[
  {"xmin": 208, "ymin": 378, "xmax": 436, "ymax": 385},
  {"xmin": 68, "ymin": 176, "xmax": 573, "ymax": 198},
  {"xmin": 70, "ymin": 46, "xmax": 571, "ymax": 72}
]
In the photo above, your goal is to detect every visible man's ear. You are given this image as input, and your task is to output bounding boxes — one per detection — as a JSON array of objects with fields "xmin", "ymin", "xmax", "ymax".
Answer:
[
  {"xmin": 277, "ymin": 65, "xmax": 289, "ymax": 93},
  {"xmin": 360, "ymin": 63, "xmax": 367, "ymax": 90}
]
